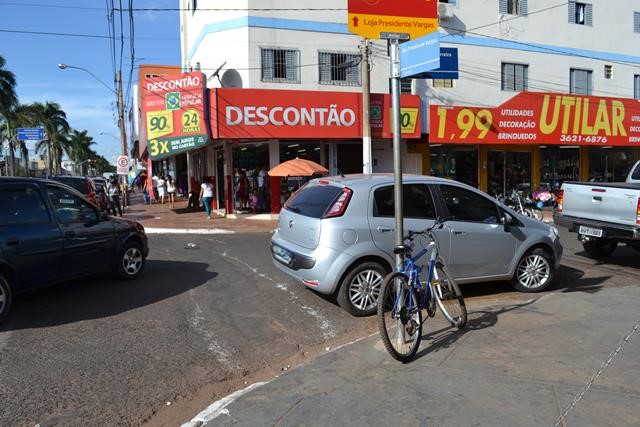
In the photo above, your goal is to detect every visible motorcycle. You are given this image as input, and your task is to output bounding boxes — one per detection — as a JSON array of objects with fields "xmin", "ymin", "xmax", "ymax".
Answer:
[{"xmin": 498, "ymin": 190, "xmax": 543, "ymax": 221}]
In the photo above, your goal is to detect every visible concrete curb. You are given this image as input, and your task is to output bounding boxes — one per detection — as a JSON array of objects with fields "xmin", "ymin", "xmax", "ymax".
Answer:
[{"xmin": 144, "ymin": 227, "xmax": 235, "ymax": 235}]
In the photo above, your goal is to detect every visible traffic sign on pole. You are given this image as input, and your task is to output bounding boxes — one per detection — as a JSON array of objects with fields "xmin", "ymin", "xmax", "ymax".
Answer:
[
  {"xmin": 399, "ymin": 32, "xmax": 440, "ymax": 78},
  {"xmin": 347, "ymin": 0, "xmax": 438, "ymax": 40},
  {"xmin": 116, "ymin": 155, "xmax": 129, "ymax": 175},
  {"xmin": 17, "ymin": 127, "xmax": 44, "ymax": 141}
]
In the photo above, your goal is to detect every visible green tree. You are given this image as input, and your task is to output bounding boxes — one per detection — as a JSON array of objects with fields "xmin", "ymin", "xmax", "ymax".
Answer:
[
  {"xmin": 66, "ymin": 129, "xmax": 96, "ymax": 173},
  {"xmin": 0, "ymin": 55, "xmax": 18, "ymax": 175},
  {"xmin": 32, "ymin": 101, "xmax": 70, "ymax": 175}
]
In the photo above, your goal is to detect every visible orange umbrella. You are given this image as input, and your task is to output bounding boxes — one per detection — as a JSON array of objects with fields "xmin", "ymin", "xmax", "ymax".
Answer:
[{"xmin": 268, "ymin": 158, "xmax": 328, "ymax": 177}]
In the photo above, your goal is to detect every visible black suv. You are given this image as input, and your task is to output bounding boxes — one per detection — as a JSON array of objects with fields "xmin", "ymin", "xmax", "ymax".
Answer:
[
  {"xmin": 50, "ymin": 175, "xmax": 98, "ymax": 207},
  {"xmin": 0, "ymin": 177, "xmax": 149, "ymax": 323}
]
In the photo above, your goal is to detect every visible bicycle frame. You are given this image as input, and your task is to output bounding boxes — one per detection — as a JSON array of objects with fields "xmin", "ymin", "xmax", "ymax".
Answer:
[{"xmin": 394, "ymin": 237, "xmax": 438, "ymax": 315}]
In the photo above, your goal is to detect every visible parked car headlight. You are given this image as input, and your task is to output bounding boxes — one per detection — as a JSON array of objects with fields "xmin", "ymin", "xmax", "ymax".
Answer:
[{"xmin": 549, "ymin": 225, "xmax": 559, "ymax": 238}]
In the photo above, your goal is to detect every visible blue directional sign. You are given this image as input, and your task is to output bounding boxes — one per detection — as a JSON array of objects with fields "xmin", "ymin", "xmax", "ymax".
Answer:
[
  {"xmin": 399, "ymin": 32, "xmax": 440, "ymax": 78},
  {"xmin": 17, "ymin": 127, "xmax": 45, "ymax": 141},
  {"xmin": 415, "ymin": 47, "xmax": 459, "ymax": 79}
]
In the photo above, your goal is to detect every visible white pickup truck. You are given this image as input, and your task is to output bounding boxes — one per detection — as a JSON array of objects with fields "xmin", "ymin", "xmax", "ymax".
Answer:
[{"xmin": 553, "ymin": 160, "xmax": 640, "ymax": 257}]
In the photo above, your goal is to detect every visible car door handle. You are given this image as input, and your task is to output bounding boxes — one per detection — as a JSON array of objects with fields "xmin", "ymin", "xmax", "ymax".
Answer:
[
  {"xmin": 376, "ymin": 226, "xmax": 394, "ymax": 233},
  {"xmin": 6, "ymin": 237, "xmax": 19, "ymax": 246},
  {"xmin": 65, "ymin": 231, "xmax": 76, "ymax": 238},
  {"xmin": 452, "ymin": 231, "xmax": 466, "ymax": 236}
]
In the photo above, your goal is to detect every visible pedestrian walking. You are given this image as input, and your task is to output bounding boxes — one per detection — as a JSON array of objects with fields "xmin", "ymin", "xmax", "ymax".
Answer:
[
  {"xmin": 237, "ymin": 169, "xmax": 249, "ymax": 211},
  {"xmin": 107, "ymin": 176, "xmax": 123, "ymax": 216},
  {"xmin": 157, "ymin": 175, "xmax": 166, "ymax": 204},
  {"xmin": 199, "ymin": 177, "xmax": 214, "ymax": 220},
  {"xmin": 257, "ymin": 166, "xmax": 268, "ymax": 212},
  {"xmin": 166, "ymin": 175, "xmax": 176, "ymax": 208}
]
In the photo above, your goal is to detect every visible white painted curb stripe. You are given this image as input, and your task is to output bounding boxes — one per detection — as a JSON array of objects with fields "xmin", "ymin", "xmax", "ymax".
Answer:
[
  {"xmin": 181, "ymin": 382, "xmax": 269, "ymax": 427},
  {"xmin": 144, "ymin": 227, "xmax": 235, "ymax": 235}
]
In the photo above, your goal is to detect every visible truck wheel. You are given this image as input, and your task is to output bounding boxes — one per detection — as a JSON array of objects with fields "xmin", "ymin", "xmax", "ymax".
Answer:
[
  {"xmin": 511, "ymin": 248, "xmax": 553, "ymax": 292},
  {"xmin": 0, "ymin": 274, "xmax": 12, "ymax": 324},
  {"xmin": 582, "ymin": 239, "xmax": 617, "ymax": 258},
  {"xmin": 337, "ymin": 261, "xmax": 386, "ymax": 316}
]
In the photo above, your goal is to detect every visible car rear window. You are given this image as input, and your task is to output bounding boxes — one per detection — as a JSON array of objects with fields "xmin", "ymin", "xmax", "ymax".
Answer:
[
  {"xmin": 53, "ymin": 177, "xmax": 88, "ymax": 194},
  {"xmin": 284, "ymin": 184, "xmax": 343, "ymax": 218}
]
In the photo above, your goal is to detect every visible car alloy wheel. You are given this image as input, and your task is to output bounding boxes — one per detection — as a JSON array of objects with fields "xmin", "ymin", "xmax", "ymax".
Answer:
[
  {"xmin": 122, "ymin": 246, "xmax": 143, "ymax": 276},
  {"xmin": 512, "ymin": 248, "xmax": 553, "ymax": 292},
  {"xmin": 338, "ymin": 260, "xmax": 387, "ymax": 316}
]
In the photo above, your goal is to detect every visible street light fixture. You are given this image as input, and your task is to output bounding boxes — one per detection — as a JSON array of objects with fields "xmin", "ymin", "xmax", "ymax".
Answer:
[
  {"xmin": 99, "ymin": 131, "xmax": 120, "ymax": 141},
  {"xmin": 59, "ymin": 62, "xmax": 129, "ymax": 201}
]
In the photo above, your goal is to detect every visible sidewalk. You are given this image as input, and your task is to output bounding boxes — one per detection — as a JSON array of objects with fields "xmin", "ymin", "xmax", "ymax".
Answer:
[
  {"xmin": 185, "ymin": 286, "xmax": 640, "ymax": 427},
  {"xmin": 121, "ymin": 192, "xmax": 278, "ymax": 234}
]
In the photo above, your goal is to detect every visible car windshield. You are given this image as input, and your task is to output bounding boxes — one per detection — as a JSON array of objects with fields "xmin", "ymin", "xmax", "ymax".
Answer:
[
  {"xmin": 284, "ymin": 184, "xmax": 342, "ymax": 218},
  {"xmin": 53, "ymin": 177, "xmax": 88, "ymax": 194}
]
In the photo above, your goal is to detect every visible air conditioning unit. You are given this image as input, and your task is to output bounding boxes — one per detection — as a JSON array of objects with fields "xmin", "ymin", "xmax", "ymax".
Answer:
[{"xmin": 438, "ymin": 2, "xmax": 454, "ymax": 19}]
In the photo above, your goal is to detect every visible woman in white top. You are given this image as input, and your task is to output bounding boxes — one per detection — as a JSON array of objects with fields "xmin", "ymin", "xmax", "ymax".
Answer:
[
  {"xmin": 199, "ymin": 177, "xmax": 214, "ymax": 219},
  {"xmin": 157, "ymin": 175, "xmax": 166, "ymax": 204},
  {"xmin": 166, "ymin": 175, "xmax": 176, "ymax": 208}
]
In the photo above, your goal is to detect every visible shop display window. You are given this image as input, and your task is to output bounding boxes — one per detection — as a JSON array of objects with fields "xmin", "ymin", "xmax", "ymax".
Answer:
[
  {"xmin": 233, "ymin": 144, "xmax": 269, "ymax": 212},
  {"xmin": 588, "ymin": 147, "xmax": 634, "ymax": 182},
  {"xmin": 487, "ymin": 151, "xmax": 531, "ymax": 198},
  {"xmin": 541, "ymin": 146, "xmax": 579, "ymax": 191},
  {"xmin": 429, "ymin": 145, "xmax": 478, "ymax": 188}
]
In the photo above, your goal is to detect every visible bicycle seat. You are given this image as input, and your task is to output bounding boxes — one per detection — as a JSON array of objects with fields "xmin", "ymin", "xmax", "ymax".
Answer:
[{"xmin": 393, "ymin": 245, "xmax": 409, "ymax": 255}]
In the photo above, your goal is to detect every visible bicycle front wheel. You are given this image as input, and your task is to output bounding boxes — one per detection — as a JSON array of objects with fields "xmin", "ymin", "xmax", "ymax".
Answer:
[
  {"xmin": 433, "ymin": 261, "xmax": 467, "ymax": 329},
  {"xmin": 377, "ymin": 272, "xmax": 422, "ymax": 363}
]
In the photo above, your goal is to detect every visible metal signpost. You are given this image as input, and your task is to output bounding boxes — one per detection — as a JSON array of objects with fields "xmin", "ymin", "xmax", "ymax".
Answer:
[{"xmin": 348, "ymin": 0, "xmax": 439, "ymax": 270}]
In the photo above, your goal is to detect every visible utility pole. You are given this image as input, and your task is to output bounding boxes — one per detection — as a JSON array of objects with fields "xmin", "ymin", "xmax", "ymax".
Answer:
[
  {"xmin": 361, "ymin": 39, "xmax": 372, "ymax": 174},
  {"xmin": 116, "ymin": 70, "xmax": 129, "ymax": 206}
]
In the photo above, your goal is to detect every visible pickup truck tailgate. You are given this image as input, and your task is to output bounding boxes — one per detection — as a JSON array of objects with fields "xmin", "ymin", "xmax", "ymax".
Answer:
[{"xmin": 563, "ymin": 183, "xmax": 640, "ymax": 226}]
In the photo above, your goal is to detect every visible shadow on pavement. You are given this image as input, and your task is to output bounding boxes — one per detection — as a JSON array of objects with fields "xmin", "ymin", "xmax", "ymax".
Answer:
[
  {"xmin": 414, "ymin": 298, "xmax": 540, "ymax": 361},
  {"xmin": 574, "ymin": 246, "xmax": 640, "ymax": 270},
  {"xmin": 1, "ymin": 260, "xmax": 216, "ymax": 331}
]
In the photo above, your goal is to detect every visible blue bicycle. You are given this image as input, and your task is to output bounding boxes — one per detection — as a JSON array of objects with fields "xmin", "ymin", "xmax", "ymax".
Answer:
[{"xmin": 377, "ymin": 217, "xmax": 467, "ymax": 362}]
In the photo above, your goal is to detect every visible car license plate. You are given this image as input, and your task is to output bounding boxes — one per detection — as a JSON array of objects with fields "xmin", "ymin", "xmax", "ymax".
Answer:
[
  {"xmin": 272, "ymin": 245, "xmax": 293, "ymax": 265},
  {"xmin": 578, "ymin": 225, "xmax": 603, "ymax": 238}
]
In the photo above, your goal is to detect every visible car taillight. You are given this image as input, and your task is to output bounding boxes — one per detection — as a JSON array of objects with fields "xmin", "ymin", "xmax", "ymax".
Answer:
[
  {"xmin": 555, "ymin": 190, "xmax": 564, "ymax": 213},
  {"xmin": 636, "ymin": 197, "xmax": 640, "ymax": 225},
  {"xmin": 323, "ymin": 188, "xmax": 352, "ymax": 218}
]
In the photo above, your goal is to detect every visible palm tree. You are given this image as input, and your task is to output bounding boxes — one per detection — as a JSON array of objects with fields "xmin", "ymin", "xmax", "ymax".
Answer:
[
  {"xmin": 66, "ymin": 129, "xmax": 96, "ymax": 174},
  {"xmin": 0, "ymin": 55, "xmax": 18, "ymax": 175},
  {"xmin": 32, "ymin": 101, "xmax": 70, "ymax": 175},
  {"xmin": 0, "ymin": 55, "xmax": 17, "ymax": 113}
]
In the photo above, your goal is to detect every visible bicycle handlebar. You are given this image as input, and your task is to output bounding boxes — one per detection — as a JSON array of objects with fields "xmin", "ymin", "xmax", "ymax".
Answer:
[{"xmin": 404, "ymin": 216, "xmax": 450, "ymax": 242}]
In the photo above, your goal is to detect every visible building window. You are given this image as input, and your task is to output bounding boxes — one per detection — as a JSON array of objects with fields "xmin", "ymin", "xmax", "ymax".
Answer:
[
  {"xmin": 635, "ymin": 75, "xmax": 640, "ymax": 99},
  {"xmin": 501, "ymin": 63, "xmax": 528, "ymax": 92},
  {"xmin": 400, "ymin": 78, "xmax": 412, "ymax": 93},
  {"xmin": 439, "ymin": 0, "xmax": 458, "ymax": 4},
  {"xmin": 570, "ymin": 68, "xmax": 592, "ymax": 95},
  {"xmin": 318, "ymin": 51, "xmax": 360, "ymax": 86},
  {"xmin": 604, "ymin": 64, "xmax": 613, "ymax": 79},
  {"xmin": 432, "ymin": 79, "xmax": 454, "ymax": 88},
  {"xmin": 635, "ymin": 12, "xmax": 640, "ymax": 33},
  {"xmin": 569, "ymin": 1, "xmax": 592, "ymax": 26},
  {"xmin": 500, "ymin": 0, "xmax": 527, "ymax": 16},
  {"xmin": 261, "ymin": 48, "xmax": 300, "ymax": 83}
]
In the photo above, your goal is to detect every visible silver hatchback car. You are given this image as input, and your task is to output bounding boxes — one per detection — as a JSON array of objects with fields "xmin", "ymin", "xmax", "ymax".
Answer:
[{"xmin": 271, "ymin": 174, "xmax": 563, "ymax": 316}]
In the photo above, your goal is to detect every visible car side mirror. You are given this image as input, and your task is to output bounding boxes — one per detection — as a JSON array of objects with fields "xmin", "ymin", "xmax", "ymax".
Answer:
[
  {"xmin": 99, "ymin": 211, "xmax": 110, "ymax": 221},
  {"xmin": 500, "ymin": 212, "xmax": 514, "ymax": 232}
]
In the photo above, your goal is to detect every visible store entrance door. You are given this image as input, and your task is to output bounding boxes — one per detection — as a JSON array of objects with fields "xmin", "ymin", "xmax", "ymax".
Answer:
[{"xmin": 487, "ymin": 151, "xmax": 532, "ymax": 198}]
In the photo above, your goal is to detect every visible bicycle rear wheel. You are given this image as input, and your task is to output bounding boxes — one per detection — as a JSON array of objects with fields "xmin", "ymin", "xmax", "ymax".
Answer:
[
  {"xmin": 377, "ymin": 272, "xmax": 422, "ymax": 362},
  {"xmin": 433, "ymin": 261, "xmax": 467, "ymax": 329}
]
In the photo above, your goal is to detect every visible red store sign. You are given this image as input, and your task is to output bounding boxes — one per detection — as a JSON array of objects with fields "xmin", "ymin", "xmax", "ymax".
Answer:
[
  {"xmin": 210, "ymin": 88, "xmax": 421, "ymax": 140},
  {"xmin": 429, "ymin": 91, "xmax": 640, "ymax": 146}
]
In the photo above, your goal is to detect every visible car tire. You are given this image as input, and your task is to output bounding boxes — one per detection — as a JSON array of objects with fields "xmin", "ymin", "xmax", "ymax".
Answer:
[
  {"xmin": 511, "ymin": 248, "xmax": 554, "ymax": 293},
  {"xmin": 115, "ymin": 241, "xmax": 145, "ymax": 280},
  {"xmin": 582, "ymin": 239, "xmax": 617, "ymax": 258},
  {"xmin": 0, "ymin": 273, "xmax": 12, "ymax": 324},
  {"xmin": 337, "ymin": 261, "xmax": 386, "ymax": 316}
]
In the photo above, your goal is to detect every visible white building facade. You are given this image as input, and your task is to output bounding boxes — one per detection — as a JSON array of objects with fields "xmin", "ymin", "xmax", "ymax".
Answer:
[{"xmin": 180, "ymin": 0, "xmax": 640, "ymax": 202}]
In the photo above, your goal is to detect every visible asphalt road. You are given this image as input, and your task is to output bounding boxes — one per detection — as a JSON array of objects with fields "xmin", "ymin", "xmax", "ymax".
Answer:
[{"xmin": 0, "ymin": 226, "xmax": 639, "ymax": 426}]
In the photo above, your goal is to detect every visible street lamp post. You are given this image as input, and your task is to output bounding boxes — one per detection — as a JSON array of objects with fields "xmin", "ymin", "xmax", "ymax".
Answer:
[{"xmin": 58, "ymin": 63, "xmax": 128, "ymax": 203}]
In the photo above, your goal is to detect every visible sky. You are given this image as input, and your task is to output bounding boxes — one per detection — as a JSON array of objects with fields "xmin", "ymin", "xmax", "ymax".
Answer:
[{"xmin": 1, "ymin": 0, "xmax": 181, "ymax": 165}]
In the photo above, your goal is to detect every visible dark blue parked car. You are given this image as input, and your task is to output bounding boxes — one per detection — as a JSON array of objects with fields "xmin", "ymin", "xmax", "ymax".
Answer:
[{"xmin": 0, "ymin": 177, "xmax": 149, "ymax": 323}]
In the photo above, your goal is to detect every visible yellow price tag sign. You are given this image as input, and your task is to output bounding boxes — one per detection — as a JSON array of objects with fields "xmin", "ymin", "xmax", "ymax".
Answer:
[
  {"xmin": 146, "ymin": 110, "xmax": 174, "ymax": 139},
  {"xmin": 390, "ymin": 107, "xmax": 420, "ymax": 134},
  {"xmin": 181, "ymin": 109, "xmax": 202, "ymax": 134}
]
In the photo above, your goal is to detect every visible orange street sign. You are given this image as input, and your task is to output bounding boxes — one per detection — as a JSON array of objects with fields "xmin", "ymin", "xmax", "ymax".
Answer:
[{"xmin": 348, "ymin": 0, "xmax": 438, "ymax": 40}]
